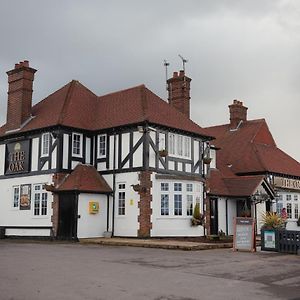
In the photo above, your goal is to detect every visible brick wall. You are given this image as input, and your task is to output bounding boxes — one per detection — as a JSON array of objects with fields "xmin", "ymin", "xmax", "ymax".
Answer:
[{"xmin": 137, "ymin": 171, "xmax": 153, "ymax": 238}]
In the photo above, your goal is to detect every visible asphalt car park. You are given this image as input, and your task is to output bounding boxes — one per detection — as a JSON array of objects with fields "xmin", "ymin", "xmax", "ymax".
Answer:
[{"xmin": 1, "ymin": 240, "xmax": 300, "ymax": 300}]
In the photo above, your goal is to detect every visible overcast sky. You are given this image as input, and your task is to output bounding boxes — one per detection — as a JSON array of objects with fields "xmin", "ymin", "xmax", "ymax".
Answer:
[{"xmin": 1, "ymin": 1, "xmax": 300, "ymax": 160}]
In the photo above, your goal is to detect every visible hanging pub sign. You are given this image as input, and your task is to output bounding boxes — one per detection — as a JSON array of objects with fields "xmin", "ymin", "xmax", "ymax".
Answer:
[
  {"xmin": 5, "ymin": 140, "xmax": 30, "ymax": 175},
  {"xmin": 20, "ymin": 184, "xmax": 31, "ymax": 210},
  {"xmin": 233, "ymin": 217, "xmax": 256, "ymax": 252}
]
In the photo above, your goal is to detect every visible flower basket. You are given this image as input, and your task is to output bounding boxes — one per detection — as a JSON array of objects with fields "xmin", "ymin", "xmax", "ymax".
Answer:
[
  {"xmin": 203, "ymin": 157, "xmax": 212, "ymax": 165},
  {"xmin": 158, "ymin": 149, "xmax": 168, "ymax": 157}
]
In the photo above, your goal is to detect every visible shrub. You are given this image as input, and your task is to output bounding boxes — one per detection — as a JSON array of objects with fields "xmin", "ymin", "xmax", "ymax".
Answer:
[{"xmin": 191, "ymin": 203, "xmax": 204, "ymax": 226}]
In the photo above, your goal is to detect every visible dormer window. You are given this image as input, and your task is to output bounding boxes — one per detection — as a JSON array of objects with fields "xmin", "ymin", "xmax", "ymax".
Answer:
[
  {"xmin": 98, "ymin": 134, "xmax": 107, "ymax": 158},
  {"xmin": 41, "ymin": 133, "xmax": 50, "ymax": 157},
  {"xmin": 72, "ymin": 133, "xmax": 83, "ymax": 157}
]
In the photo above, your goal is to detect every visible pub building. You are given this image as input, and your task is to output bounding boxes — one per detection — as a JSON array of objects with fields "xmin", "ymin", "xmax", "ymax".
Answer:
[
  {"xmin": 0, "ymin": 61, "xmax": 213, "ymax": 239},
  {"xmin": 204, "ymin": 100, "xmax": 300, "ymax": 235}
]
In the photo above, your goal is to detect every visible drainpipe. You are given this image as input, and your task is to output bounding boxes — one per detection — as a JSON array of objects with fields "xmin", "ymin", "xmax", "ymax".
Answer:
[
  {"xmin": 112, "ymin": 131, "xmax": 116, "ymax": 236},
  {"xmin": 106, "ymin": 194, "xmax": 110, "ymax": 232},
  {"xmin": 225, "ymin": 198, "xmax": 228, "ymax": 235}
]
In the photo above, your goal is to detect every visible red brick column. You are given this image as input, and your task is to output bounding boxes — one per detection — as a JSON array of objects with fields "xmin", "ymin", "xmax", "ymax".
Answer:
[
  {"xmin": 51, "ymin": 173, "xmax": 67, "ymax": 237},
  {"xmin": 137, "ymin": 171, "xmax": 153, "ymax": 238}
]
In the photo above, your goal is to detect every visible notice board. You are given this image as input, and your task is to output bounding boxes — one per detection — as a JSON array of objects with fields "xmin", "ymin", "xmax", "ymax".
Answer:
[{"xmin": 233, "ymin": 217, "xmax": 256, "ymax": 252}]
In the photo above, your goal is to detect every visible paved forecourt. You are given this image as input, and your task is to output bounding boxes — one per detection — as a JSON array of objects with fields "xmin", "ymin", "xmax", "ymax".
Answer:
[{"xmin": 1, "ymin": 240, "xmax": 300, "ymax": 300}]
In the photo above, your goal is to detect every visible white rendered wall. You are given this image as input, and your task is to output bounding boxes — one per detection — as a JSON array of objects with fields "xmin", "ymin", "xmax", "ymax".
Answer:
[
  {"xmin": 194, "ymin": 140, "xmax": 199, "ymax": 163},
  {"xmin": 31, "ymin": 138, "xmax": 39, "ymax": 171},
  {"xmin": 85, "ymin": 137, "xmax": 91, "ymax": 164},
  {"xmin": 132, "ymin": 132, "xmax": 143, "ymax": 168},
  {"xmin": 151, "ymin": 176, "xmax": 205, "ymax": 237},
  {"xmin": 256, "ymin": 202, "xmax": 266, "ymax": 234},
  {"xmin": 0, "ymin": 144, "xmax": 5, "ymax": 175},
  {"xmin": 0, "ymin": 174, "xmax": 54, "ymax": 235},
  {"xmin": 63, "ymin": 134, "xmax": 69, "ymax": 169},
  {"xmin": 77, "ymin": 193, "xmax": 108, "ymax": 238}
]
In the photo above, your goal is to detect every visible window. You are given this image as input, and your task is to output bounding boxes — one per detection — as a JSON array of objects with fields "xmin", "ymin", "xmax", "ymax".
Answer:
[
  {"xmin": 184, "ymin": 136, "xmax": 191, "ymax": 157},
  {"xmin": 161, "ymin": 183, "xmax": 169, "ymax": 191},
  {"xmin": 187, "ymin": 195, "xmax": 193, "ymax": 216},
  {"xmin": 174, "ymin": 194, "xmax": 182, "ymax": 215},
  {"xmin": 161, "ymin": 195, "xmax": 169, "ymax": 215},
  {"xmin": 286, "ymin": 195, "xmax": 292, "ymax": 201},
  {"xmin": 276, "ymin": 202, "xmax": 283, "ymax": 215},
  {"xmin": 169, "ymin": 133, "xmax": 175, "ymax": 155},
  {"xmin": 98, "ymin": 134, "xmax": 106, "ymax": 158},
  {"xmin": 295, "ymin": 203, "xmax": 299, "ymax": 219},
  {"xmin": 72, "ymin": 133, "xmax": 82, "ymax": 156},
  {"xmin": 174, "ymin": 183, "xmax": 182, "ymax": 192},
  {"xmin": 294, "ymin": 195, "xmax": 298, "ymax": 201},
  {"xmin": 41, "ymin": 133, "xmax": 50, "ymax": 156},
  {"xmin": 13, "ymin": 186, "xmax": 20, "ymax": 208},
  {"xmin": 168, "ymin": 133, "xmax": 191, "ymax": 159},
  {"xmin": 287, "ymin": 203, "xmax": 292, "ymax": 219},
  {"xmin": 118, "ymin": 184, "xmax": 125, "ymax": 215},
  {"xmin": 186, "ymin": 184, "xmax": 193, "ymax": 192},
  {"xmin": 33, "ymin": 184, "xmax": 48, "ymax": 216}
]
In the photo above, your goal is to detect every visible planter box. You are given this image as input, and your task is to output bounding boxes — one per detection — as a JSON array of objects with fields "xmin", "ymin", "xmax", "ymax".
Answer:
[{"xmin": 261, "ymin": 228, "xmax": 279, "ymax": 252}]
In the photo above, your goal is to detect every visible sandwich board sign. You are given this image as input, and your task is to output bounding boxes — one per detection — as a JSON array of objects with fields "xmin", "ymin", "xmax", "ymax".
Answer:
[{"xmin": 233, "ymin": 217, "xmax": 256, "ymax": 252}]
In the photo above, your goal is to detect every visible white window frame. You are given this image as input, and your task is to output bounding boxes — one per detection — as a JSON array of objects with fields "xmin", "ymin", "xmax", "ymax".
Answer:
[
  {"xmin": 117, "ymin": 183, "xmax": 126, "ymax": 216},
  {"xmin": 72, "ymin": 133, "xmax": 83, "ymax": 157},
  {"xmin": 168, "ymin": 133, "xmax": 191, "ymax": 159},
  {"xmin": 161, "ymin": 194, "xmax": 169, "ymax": 216},
  {"xmin": 186, "ymin": 194, "xmax": 193, "ymax": 216},
  {"xmin": 32, "ymin": 184, "xmax": 48, "ymax": 217},
  {"xmin": 41, "ymin": 133, "xmax": 50, "ymax": 157},
  {"xmin": 98, "ymin": 134, "xmax": 107, "ymax": 158}
]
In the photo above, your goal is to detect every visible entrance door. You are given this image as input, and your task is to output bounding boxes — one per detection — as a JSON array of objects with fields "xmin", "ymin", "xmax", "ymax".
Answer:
[
  {"xmin": 210, "ymin": 198, "xmax": 218, "ymax": 235},
  {"xmin": 57, "ymin": 193, "xmax": 78, "ymax": 239}
]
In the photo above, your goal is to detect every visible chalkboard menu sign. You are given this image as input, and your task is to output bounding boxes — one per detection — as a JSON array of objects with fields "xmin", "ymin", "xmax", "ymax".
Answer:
[{"xmin": 233, "ymin": 217, "xmax": 256, "ymax": 252}]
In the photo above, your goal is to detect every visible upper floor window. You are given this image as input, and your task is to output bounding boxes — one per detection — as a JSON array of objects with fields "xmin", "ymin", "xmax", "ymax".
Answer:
[
  {"xmin": 286, "ymin": 195, "xmax": 292, "ymax": 201},
  {"xmin": 41, "ymin": 133, "xmax": 50, "ymax": 156},
  {"xmin": 72, "ymin": 133, "xmax": 83, "ymax": 157},
  {"xmin": 98, "ymin": 134, "xmax": 107, "ymax": 158},
  {"xmin": 168, "ymin": 133, "xmax": 191, "ymax": 159}
]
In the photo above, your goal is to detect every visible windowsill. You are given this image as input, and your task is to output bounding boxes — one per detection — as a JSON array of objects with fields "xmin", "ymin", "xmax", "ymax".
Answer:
[
  {"xmin": 97, "ymin": 155, "xmax": 107, "ymax": 159},
  {"xmin": 72, "ymin": 153, "xmax": 83, "ymax": 158},
  {"xmin": 32, "ymin": 216, "xmax": 49, "ymax": 219},
  {"xmin": 156, "ymin": 216, "xmax": 192, "ymax": 220}
]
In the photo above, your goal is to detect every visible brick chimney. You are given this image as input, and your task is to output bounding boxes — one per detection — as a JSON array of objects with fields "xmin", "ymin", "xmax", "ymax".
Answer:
[
  {"xmin": 228, "ymin": 100, "xmax": 248, "ymax": 129},
  {"xmin": 6, "ymin": 61, "xmax": 37, "ymax": 131},
  {"xmin": 167, "ymin": 70, "xmax": 191, "ymax": 118}
]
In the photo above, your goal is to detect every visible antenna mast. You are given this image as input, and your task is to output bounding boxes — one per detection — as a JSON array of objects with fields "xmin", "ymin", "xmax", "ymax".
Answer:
[
  {"xmin": 178, "ymin": 54, "xmax": 188, "ymax": 73},
  {"xmin": 163, "ymin": 59, "xmax": 169, "ymax": 91}
]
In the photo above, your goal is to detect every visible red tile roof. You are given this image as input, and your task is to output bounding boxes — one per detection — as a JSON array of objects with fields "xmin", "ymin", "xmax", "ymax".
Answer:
[
  {"xmin": 56, "ymin": 164, "xmax": 112, "ymax": 194},
  {"xmin": 0, "ymin": 81, "xmax": 212, "ymax": 139},
  {"xmin": 208, "ymin": 170, "xmax": 265, "ymax": 197},
  {"xmin": 205, "ymin": 119, "xmax": 300, "ymax": 177}
]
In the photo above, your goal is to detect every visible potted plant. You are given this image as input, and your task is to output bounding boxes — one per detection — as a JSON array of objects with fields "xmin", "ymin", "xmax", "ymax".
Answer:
[
  {"xmin": 203, "ymin": 157, "xmax": 212, "ymax": 165},
  {"xmin": 191, "ymin": 203, "xmax": 204, "ymax": 226},
  {"xmin": 260, "ymin": 212, "xmax": 285, "ymax": 252}
]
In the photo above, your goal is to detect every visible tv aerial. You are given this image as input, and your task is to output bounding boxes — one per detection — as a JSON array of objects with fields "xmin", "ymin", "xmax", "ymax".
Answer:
[
  {"xmin": 178, "ymin": 54, "xmax": 188, "ymax": 73},
  {"xmin": 163, "ymin": 59, "xmax": 169, "ymax": 91}
]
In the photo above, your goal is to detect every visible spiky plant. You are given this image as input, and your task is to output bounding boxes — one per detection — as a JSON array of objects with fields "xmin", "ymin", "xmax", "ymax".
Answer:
[{"xmin": 261, "ymin": 212, "xmax": 285, "ymax": 229}]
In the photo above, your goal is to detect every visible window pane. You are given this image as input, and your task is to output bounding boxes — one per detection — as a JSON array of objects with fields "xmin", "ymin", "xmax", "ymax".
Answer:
[
  {"xmin": 286, "ymin": 195, "xmax": 292, "ymax": 201},
  {"xmin": 73, "ymin": 134, "xmax": 81, "ymax": 155},
  {"xmin": 184, "ymin": 137, "xmax": 191, "ymax": 157},
  {"xmin": 99, "ymin": 135, "xmax": 106, "ymax": 157},
  {"xmin": 187, "ymin": 195, "xmax": 193, "ymax": 216},
  {"xmin": 169, "ymin": 134, "xmax": 175, "ymax": 155},
  {"xmin": 118, "ymin": 191, "xmax": 125, "ymax": 215},
  {"xmin": 294, "ymin": 195, "xmax": 298, "ymax": 201},
  {"xmin": 174, "ymin": 194, "xmax": 182, "ymax": 215},
  {"xmin": 287, "ymin": 203, "xmax": 292, "ymax": 218},
  {"xmin": 177, "ymin": 135, "xmax": 183, "ymax": 156},
  {"xmin": 276, "ymin": 202, "xmax": 283, "ymax": 215},
  {"xmin": 34, "ymin": 193, "xmax": 40, "ymax": 216},
  {"xmin": 161, "ymin": 195, "xmax": 169, "ymax": 215},
  {"xmin": 41, "ymin": 193, "xmax": 47, "ymax": 215},
  {"xmin": 42, "ymin": 133, "xmax": 50, "ymax": 156},
  {"xmin": 186, "ymin": 184, "xmax": 193, "ymax": 192},
  {"xmin": 294, "ymin": 203, "xmax": 299, "ymax": 219},
  {"xmin": 161, "ymin": 183, "xmax": 169, "ymax": 191},
  {"xmin": 13, "ymin": 186, "xmax": 20, "ymax": 208},
  {"xmin": 174, "ymin": 183, "xmax": 182, "ymax": 192}
]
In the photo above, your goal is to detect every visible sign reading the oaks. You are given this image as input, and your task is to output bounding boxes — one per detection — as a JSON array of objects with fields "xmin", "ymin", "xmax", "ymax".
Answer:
[
  {"xmin": 5, "ymin": 141, "xmax": 30, "ymax": 175},
  {"xmin": 274, "ymin": 177, "xmax": 300, "ymax": 191}
]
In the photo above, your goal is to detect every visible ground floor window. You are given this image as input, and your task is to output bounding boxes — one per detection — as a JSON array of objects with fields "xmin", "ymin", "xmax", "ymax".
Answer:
[
  {"xmin": 159, "ymin": 182, "xmax": 201, "ymax": 218},
  {"xmin": 13, "ymin": 186, "xmax": 20, "ymax": 208},
  {"xmin": 33, "ymin": 184, "xmax": 48, "ymax": 216},
  {"xmin": 275, "ymin": 192, "xmax": 300, "ymax": 220},
  {"xmin": 118, "ymin": 183, "xmax": 126, "ymax": 215}
]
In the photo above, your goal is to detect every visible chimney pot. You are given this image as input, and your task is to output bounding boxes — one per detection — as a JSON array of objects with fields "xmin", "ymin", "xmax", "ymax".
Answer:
[
  {"xmin": 179, "ymin": 70, "xmax": 184, "ymax": 76},
  {"xmin": 173, "ymin": 71, "xmax": 178, "ymax": 78},
  {"xmin": 229, "ymin": 99, "xmax": 248, "ymax": 129}
]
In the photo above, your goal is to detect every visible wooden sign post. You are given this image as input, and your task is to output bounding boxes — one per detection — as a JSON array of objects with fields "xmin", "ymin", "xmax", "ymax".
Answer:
[{"xmin": 233, "ymin": 217, "xmax": 256, "ymax": 252}]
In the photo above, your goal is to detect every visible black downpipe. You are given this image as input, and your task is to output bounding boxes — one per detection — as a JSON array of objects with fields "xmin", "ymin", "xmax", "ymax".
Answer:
[
  {"xmin": 106, "ymin": 194, "xmax": 110, "ymax": 232},
  {"xmin": 112, "ymin": 132, "xmax": 116, "ymax": 236},
  {"xmin": 225, "ymin": 198, "xmax": 228, "ymax": 235}
]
